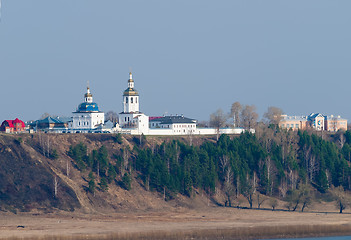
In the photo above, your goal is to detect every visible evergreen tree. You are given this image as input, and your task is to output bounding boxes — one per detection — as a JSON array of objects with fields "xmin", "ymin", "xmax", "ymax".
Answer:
[
  {"xmin": 99, "ymin": 177, "xmax": 108, "ymax": 192},
  {"xmin": 121, "ymin": 173, "xmax": 131, "ymax": 190},
  {"xmin": 88, "ymin": 172, "xmax": 95, "ymax": 194}
]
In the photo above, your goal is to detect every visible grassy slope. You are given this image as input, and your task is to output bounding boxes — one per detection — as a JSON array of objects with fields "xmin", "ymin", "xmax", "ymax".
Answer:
[{"xmin": 0, "ymin": 133, "xmax": 217, "ymax": 214}]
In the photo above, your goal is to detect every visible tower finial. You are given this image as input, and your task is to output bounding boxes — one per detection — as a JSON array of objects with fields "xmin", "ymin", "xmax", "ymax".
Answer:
[{"xmin": 129, "ymin": 67, "xmax": 133, "ymax": 80}]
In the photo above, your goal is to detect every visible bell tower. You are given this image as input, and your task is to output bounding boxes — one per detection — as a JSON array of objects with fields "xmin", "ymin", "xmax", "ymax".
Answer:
[{"xmin": 123, "ymin": 72, "xmax": 139, "ymax": 113}]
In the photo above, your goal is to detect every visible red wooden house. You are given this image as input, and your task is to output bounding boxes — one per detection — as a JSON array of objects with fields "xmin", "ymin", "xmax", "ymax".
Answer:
[{"xmin": 0, "ymin": 118, "xmax": 26, "ymax": 133}]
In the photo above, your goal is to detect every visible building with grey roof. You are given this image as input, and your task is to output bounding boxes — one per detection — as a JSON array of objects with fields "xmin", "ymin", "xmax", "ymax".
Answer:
[{"xmin": 279, "ymin": 113, "xmax": 347, "ymax": 132}]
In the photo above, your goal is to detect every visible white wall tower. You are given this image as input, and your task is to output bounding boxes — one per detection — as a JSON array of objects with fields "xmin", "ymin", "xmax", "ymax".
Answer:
[{"xmin": 118, "ymin": 72, "xmax": 149, "ymax": 134}]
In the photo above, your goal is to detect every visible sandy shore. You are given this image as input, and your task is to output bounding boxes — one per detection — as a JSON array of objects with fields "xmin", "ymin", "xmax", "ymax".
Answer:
[{"xmin": 0, "ymin": 206, "xmax": 351, "ymax": 239}]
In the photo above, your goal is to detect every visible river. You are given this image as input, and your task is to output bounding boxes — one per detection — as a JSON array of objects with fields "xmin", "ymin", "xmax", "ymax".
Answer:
[{"xmin": 269, "ymin": 236, "xmax": 351, "ymax": 240}]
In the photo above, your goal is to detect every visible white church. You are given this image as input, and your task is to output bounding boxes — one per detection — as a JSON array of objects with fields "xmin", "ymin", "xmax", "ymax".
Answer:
[{"xmin": 68, "ymin": 86, "xmax": 106, "ymax": 133}]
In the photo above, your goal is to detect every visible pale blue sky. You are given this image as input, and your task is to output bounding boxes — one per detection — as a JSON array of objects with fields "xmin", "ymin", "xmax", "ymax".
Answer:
[{"xmin": 1, "ymin": 1, "xmax": 351, "ymax": 122}]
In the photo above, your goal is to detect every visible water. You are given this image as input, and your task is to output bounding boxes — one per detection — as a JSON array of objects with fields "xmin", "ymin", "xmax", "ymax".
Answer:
[{"xmin": 268, "ymin": 236, "xmax": 351, "ymax": 240}]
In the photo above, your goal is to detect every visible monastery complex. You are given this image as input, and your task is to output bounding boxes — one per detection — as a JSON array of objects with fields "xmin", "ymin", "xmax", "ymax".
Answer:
[
  {"xmin": 3, "ymin": 72, "xmax": 245, "ymax": 135},
  {"xmin": 0, "ymin": 72, "xmax": 347, "ymax": 134}
]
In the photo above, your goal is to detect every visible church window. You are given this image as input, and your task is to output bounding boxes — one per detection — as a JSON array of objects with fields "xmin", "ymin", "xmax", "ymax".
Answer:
[
  {"xmin": 125, "ymin": 117, "xmax": 127, "ymax": 121},
  {"xmin": 136, "ymin": 97, "xmax": 138, "ymax": 103},
  {"xmin": 131, "ymin": 97, "xmax": 133, "ymax": 103},
  {"xmin": 126, "ymin": 97, "xmax": 128, "ymax": 103}
]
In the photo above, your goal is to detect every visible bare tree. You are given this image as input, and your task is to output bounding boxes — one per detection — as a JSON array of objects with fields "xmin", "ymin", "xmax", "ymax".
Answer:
[
  {"xmin": 197, "ymin": 120, "xmax": 209, "ymax": 128},
  {"xmin": 336, "ymin": 131, "xmax": 346, "ymax": 148},
  {"xmin": 278, "ymin": 179, "xmax": 288, "ymax": 198},
  {"xmin": 66, "ymin": 158, "xmax": 71, "ymax": 177},
  {"xmin": 308, "ymin": 155, "xmax": 318, "ymax": 183},
  {"xmin": 39, "ymin": 134, "xmax": 51, "ymax": 158},
  {"xmin": 223, "ymin": 166, "xmax": 234, "ymax": 207},
  {"xmin": 45, "ymin": 135, "xmax": 51, "ymax": 158},
  {"xmin": 286, "ymin": 189, "xmax": 300, "ymax": 211},
  {"xmin": 219, "ymin": 155, "xmax": 230, "ymax": 175},
  {"xmin": 288, "ymin": 170, "xmax": 298, "ymax": 191},
  {"xmin": 241, "ymin": 105, "xmax": 258, "ymax": 130},
  {"xmin": 40, "ymin": 112, "xmax": 51, "ymax": 120},
  {"xmin": 265, "ymin": 156, "xmax": 275, "ymax": 195},
  {"xmin": 53, "ymin": 176, "xmax": 59, "ymax": 198},
  {"xmin": 40, "ymin": 113, "xmax": 58, "ymax": 120},
  {"xmin": 332, "ymin": 186, "xmax": 350, "ymax": 213},
  {"xmin": 269, "ymin": 198, "xmax": 278, "ymax": 211},
  {"xmin": 105, "ymin": 111, "xmax": 118, "ymax": 123},
  {"xmin": 263, "ymin": 106, "xmax": 283, "ymax": 126},
  {"xmin": 175, "ymin": 142, "xmax": 180, "ymax": 164},
  {"xmin": 219, "ymin": 155, "xmax": 235, "ymax": 207},
  {"xmin": 257, "ymin": 193, "xmax": 266, "ymax": 209},
  {"xmin": 230, "ymin": 102, "xmax": 242, "ymax": 128},
  {"xmin": 243, "ymin": 174, "xmax": 255, "ymax": 209},
  {"xmin": 210, "ymin": 109, "xmax": 228, "ymax": 141},
  {"xmin": 303, "ymin": 145, "xmax": 319, "ymax": 183},
  {"xmin": 300, "ymin": 184, "xmax": 312, "ymax": 212},
  {"xmin": 188, "ymin": 130, "xmax": 193, "ymax": 146},
  {"xmin": 123, "ymin": 147, "xmax": 129, "ymax": 174}
]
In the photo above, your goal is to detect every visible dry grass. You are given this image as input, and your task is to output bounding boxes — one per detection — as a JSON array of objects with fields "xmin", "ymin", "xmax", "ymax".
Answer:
[{"xmin": 3, "ymin": 224, "xmax": 351, "ymax": 240}]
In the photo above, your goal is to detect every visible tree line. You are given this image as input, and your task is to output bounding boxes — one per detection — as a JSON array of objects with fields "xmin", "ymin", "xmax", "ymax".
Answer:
[
  {"xmin": 67, "ymin": 128, "xmax": 351, "ymax": 212},
  {"xmin": 209, "ymin": 102, "xmax": 283, "ymax": 140}
]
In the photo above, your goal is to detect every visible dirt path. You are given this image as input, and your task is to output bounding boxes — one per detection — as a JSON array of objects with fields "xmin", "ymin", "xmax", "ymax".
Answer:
[
  {"xmin": 21, "ymin": 142, "xmax": 94, "ymax": 213},
  {"xmin": 50, "ymin": 167, "xmax": 94, "ymax": 213}
]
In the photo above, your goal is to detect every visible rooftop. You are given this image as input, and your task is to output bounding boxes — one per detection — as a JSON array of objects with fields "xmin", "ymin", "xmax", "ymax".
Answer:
[{"xmin": 150, "ymin": 115, "xmax": 197, "ymax": 124}]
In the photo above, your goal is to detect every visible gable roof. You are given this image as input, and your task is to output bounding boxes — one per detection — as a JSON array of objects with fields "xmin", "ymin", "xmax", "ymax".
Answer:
[
  {"xmin": 308, "ymin": 113, "xmax": 324, "ymax": 119},
  {"xmin": 150, "ymin": 115, "xmax": 197, "ymax": 124},
  {"xmin": 29, "ymin": 116, "xmax": 71, "ymax": 126},
  {"xmin": 1, "ymin": 118, "xmax": 25, "ymax": 128}
]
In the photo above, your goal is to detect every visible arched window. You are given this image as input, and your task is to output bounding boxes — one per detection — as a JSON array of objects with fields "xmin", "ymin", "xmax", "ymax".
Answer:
[
  {"xmin": 136, "ymin": 97, "xmax": 138, "ymax": 103},
  {"xmin": 126, "ymin": 97, "xmax": 128, "ymax": 103},
  {"xmin": 131, "ymin": 97, "xmax": 133, "ymax": 103}
]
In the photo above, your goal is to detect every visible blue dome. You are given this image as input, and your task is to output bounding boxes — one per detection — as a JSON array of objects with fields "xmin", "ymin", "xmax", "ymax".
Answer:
[{"xmin": 77, "ymin": 102, "xmax": 100, "ymax": 112}]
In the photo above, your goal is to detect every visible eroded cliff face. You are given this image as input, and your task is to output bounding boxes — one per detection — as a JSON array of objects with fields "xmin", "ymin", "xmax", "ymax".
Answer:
[{"xmin": 0, "ymin": 135, "xmax": 80, "ymax": 212}]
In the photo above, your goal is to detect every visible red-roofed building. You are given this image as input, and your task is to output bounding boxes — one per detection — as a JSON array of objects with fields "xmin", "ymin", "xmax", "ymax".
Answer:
[
  {"xmin": 0, "ymin": 118, "xmax": 26, "ymax": 133},
  {"xmin": 149, "ymin": 116, "xmax": 162, "ymax": 121}
]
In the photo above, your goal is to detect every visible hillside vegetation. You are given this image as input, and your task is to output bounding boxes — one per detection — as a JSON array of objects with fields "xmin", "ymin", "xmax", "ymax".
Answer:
[{"xmin": 0, "ymin": 128, "xmax": 350, "ymax": 213}]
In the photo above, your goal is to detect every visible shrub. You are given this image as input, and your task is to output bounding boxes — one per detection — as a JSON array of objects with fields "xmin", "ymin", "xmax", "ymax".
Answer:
[
  {"xmin": 121, "ymin": 173, "xmax": 131, "ymax": 191},
  {"xmin": 113, "ymin": 134, "xmax": 123, "ymax": 144}
]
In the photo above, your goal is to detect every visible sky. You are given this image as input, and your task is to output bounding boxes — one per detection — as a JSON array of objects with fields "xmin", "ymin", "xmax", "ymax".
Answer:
[{"xmin": 1, "ymin": 1, "xmax": 351, "ymax": 122}]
